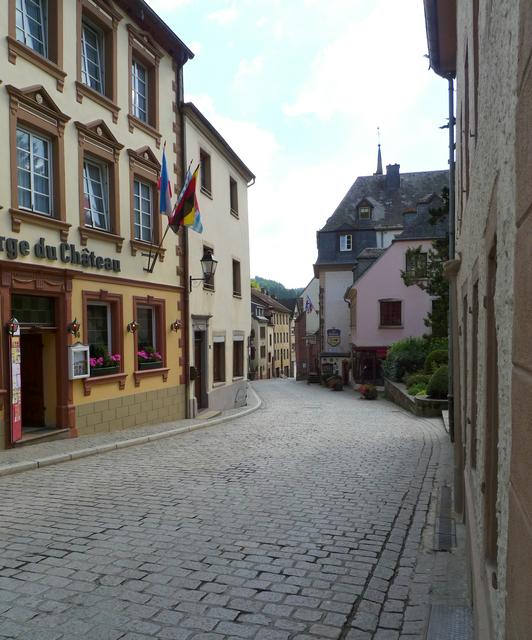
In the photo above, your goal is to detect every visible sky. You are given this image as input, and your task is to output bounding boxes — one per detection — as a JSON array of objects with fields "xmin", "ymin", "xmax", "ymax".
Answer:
[{"xmin": 146, "ymin": 0, "xmax": 449, "ymax": 288}]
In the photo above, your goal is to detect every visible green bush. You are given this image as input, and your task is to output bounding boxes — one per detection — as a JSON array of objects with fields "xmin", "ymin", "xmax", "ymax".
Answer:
[
  {"xmin": 428, "ymin": 336, "xmax": 448, "ymax": 352},
  {"xmin": 424, "ymin": 349, "xmax": 448, "ymax": 374},
  {"xmin": 427, "ymin": 365, "xmax": 448, "ymax": 399},
  {"xmin": 382, "ymin": 337, "xmax": 431, "ymax": 382},
  {"xmin": 404, "ymin": 372, "xmax": 431, "ymax": 388},
  {"xmin": 407, "ymin": 382, "xmax": 427, "ymax": 396}
]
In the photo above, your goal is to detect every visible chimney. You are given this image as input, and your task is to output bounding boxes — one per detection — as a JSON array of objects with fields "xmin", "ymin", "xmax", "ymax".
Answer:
[{"xmin": 386, "ymin": 164, "xmax": 400, "ymax": 190}]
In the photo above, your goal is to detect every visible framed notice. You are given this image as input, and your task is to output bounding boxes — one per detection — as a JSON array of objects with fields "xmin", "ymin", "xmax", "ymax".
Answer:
[
  {"xmin": 68, "ymin": 344, "xmax": 90, "ymax": 380},
  {"xmin": 9, "ymin": 320, "xmax": 22, "ymax": 443}
]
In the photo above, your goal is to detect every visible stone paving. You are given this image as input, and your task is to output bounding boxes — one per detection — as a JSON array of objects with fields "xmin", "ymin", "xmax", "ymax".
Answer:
[{"xmin": 0, "ymin": 379, "xmax": 456, "ymax": 639}]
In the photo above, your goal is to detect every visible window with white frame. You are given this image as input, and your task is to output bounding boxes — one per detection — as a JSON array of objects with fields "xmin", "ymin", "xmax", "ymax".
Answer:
[
  {"xmin": 137, "ymin": 305, "xmax": 156, "ymax": 351},
  {"xmin": 131, "ymin": 60, "xmax": 148, "ymax": 122},
  {"xmin": 16, "ymin": 128, "xmax": 52, "ymax": 216},
  {"xmin": 358, "ymin": 205, "xmax": 372, "ymax": 220},
  {"xmin": 340, "ymin": 234, "xmax": 352, "ymax": 251},
  {"xmin": 16, "ymin": 0, "xmax": 48, "ymax": 57},
  {"xmin": 133, "ymin": 179, "xmax": 153, "ymax": 242},
  {"xmin": 83, "ymin": 158, "xmax": 109, "ymax": 230},
  {"xmin": 81, "ymin": 20, "xmax": 104, "ymax": 93},
  {"xmin": 87, "ymin": 302, "xmax": 111, "ymax": 352}
]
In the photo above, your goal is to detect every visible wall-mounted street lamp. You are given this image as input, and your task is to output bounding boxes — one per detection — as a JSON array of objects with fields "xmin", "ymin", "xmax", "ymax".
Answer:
[
  {"xmin": 67, "ymin": 318, "xmax": 81, "ymax": 338},
  {"xmin": 189, "ymin": 248, "xmax": 218, "ymax": 292},
  {"xmin": 170, "ymin": 319, "xmax": 181, "ymax": 332},
  {"xmin": 127, "ymin": 320, "xmax": 139, "ymax": 333}
]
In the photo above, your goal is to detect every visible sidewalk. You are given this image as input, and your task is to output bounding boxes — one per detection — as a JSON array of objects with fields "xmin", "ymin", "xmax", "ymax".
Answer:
[{"xmin": 0, "ymin": 385, "xmax": 262, "ymax": 478}]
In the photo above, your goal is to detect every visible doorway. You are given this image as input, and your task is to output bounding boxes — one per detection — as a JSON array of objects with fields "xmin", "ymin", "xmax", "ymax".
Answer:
[
  {"xmin": 20, "ymin": 333, "xmax": 45, "ymax": 429},
  {"xmin": 194, "ymin": 331, "xmax": 206, "ymax": 409}
]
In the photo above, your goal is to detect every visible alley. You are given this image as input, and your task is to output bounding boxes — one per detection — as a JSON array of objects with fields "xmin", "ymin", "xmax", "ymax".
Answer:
[{"xmin": 0, "ymin": 381, "xmax": 448, "ymax": 640}]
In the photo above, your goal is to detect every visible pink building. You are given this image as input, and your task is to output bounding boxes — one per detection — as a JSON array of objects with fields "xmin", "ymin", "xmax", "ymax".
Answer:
[{"xmin": 345, "ymin": 202, "xmax": 446, "ymax": 383}]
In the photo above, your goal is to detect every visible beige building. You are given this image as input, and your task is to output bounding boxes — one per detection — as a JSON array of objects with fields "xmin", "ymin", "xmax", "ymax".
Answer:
[
  {"xmin": 251, "ymin": 289, "xmax": 292, "ymax": 378},
  {"xmin": 184, "ymin": 103, "xmax": 254, "ymax": 415},
  {"xmin": 250, "ymin": 292, "xmax": 271, "ymax": 380},
  {"xmin": 425, "ymin": 0, "xmax": 532, "ymax": 638},
  {"xmin": 0, "ymin": 0, "xmax": 192, "ymax": 448}
]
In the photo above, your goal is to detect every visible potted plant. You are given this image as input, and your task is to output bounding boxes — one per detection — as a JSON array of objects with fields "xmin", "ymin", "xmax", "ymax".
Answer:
[
  {"xmin": 358, "ymin": 383, "xmax": 378, "ymax": 400},
  {"xmin": 89, "ymin": 345, "xmax": 121, "ymax": 377},
  {"xmin": 138, "ymin": 347, "xmax": 163, "ymax": 370}
]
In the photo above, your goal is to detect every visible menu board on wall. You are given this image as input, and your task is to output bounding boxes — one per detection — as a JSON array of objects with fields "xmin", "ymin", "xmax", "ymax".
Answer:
[{"xmin": 10, "ymin": 321, "xmax": 22, "ymax": 443}]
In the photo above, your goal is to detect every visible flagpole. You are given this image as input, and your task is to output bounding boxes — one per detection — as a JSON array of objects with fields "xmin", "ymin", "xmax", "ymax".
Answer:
[{"xmin": 147, "ymin": 223, "xmax": 171, "ymax": 274}]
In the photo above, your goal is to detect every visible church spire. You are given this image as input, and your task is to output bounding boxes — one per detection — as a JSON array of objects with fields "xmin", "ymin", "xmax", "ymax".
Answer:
[{"xmin": 374, "ymin": 127, "xmax": 383, "ymax": 175}]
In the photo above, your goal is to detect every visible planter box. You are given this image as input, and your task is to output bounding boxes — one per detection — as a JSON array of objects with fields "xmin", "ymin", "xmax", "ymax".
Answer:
[
  {"xmin": 90, "ymin": 365, "xmax": 120, "ymax": 377},
  {"xmin": 138, "ymin": 360, "xmax": 163, "ymax": 371},
  {"xmin": 384, "ymin": 377, "xmax": 448, "ymax": 417}
]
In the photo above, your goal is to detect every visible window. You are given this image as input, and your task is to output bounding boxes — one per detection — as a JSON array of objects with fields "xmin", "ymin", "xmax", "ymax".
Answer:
[
  {"xmin": 256, "ymin": 307, "xmax": 264, "ymax": 317},
  {"xmin": 82, "ymin": 290, "xmax": 123, "ymax": 375},
  {"xmin": 137, "ymin": 306, "xmax": 156, "ymax": 351},
  {"xmin": 340, "ymin": 234, "xmax": 352, "ymax": 251},
  {"xmin": 213, "ymin": 338, "xmax": 225, "ymax": 382},
  {"xmin": 81, "ymin": 20, "xmax": 104, "ymax": 93},
  {"xmin": 230, "ymin": 177, "xmax": 238, "ymax": 216},
  {"xmin": 233, "ymin": 337, "xmax": 244, "ymax": 378},
  {"xmin": 16, "ymin": 128, "xmax": 52, "ymax": 216},
  {"xmin": 200, "ymin": 149, "xmax": 212, "ymax": 194},
  {"xmin": 76, "ymin": 120, "xmax": 123, "ymax": 248},
  {"xmin": 260, "ymin": 345, "xmax": 266, "ymax": 358},
  {"xmin": 260, "ymin": 326, "xmax": 266, "ymax": 339},
  {"xmin": 131, "ymin": 60, "xmax": 148, "ymax": 122},
  {"xmin": 134, "ymin": 296, "xmax": 166, "ymax": 373},
  {"xmin": 380, "ymin": 300, "xmax": 402, "ymax": 327},
  {"xmin": 133, "ymin": 179, "xmax": 153, "ymax": 242},
  {"xmin": 16, "ymin": 0, "xmax": 47, "ymax": 56},
  {"xmin": 127, "ymin": 24, "xmax": 160, "ymax": 142},
  {"xmin": 87, "ymin": 302, "xmax": 111, "ymax": 351},
  {"xmin": 76, "ymin": 0, "xmax": 120, "ymax": 122},
  {"xmin": 359, "ymin": 205, "xmax": 372, "ymax": 220},
  {"xmin": 406, "ymin": 252, "xmax": 428, "ymax": 278},
  {"xmin": 83, "ymin": 158, "xmax": 109, "ymax": 231},
  {"xmin": 232, "ymin": 260, "xmax": 241, "ymax": 297}
]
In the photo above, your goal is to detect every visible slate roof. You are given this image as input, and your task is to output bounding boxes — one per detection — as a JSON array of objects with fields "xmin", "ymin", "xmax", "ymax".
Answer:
[
  {"xmin": 251, "ymin": 289, "xmax": 292, "ymax": 314},
  {"xmin": 394, "ymin": 212, "xmax": 448, "ymax": 241},
  {"xmin": 352, "ymin": 248, "xmax": 386, "ymax": 283},
  {"xmin": 320, "ymin": 168, "xmax": 449, "ymax": 232}
]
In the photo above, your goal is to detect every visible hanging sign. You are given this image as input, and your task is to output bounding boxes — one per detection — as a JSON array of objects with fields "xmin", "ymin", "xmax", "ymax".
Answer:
[
  {"xmin": 327, "ymin": 328, "xmax": 341, "ymax": 348},
  {"xmin": 9, "ymin": 318, "xmax": 22, "ymax": 443}
]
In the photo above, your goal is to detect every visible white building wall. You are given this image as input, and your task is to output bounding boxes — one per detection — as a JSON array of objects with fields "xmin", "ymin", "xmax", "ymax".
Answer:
[
  {"xmin": 322, "ymin": 269, "xmax": 352, "ymax": 353},
  {"xmin": 185, "ymin": 114, "xmax": 251, "ymax": 413}
]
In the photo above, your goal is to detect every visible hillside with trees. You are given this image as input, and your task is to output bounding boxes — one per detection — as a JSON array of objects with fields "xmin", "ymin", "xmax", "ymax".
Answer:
[{"xmin": 251, "ymin": 276, "xmax": 303, "ymax": 301}]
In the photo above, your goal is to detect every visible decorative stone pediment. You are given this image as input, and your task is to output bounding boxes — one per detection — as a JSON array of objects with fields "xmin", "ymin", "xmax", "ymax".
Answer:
[
  {"xmin": 74, "ymin": 120, "xmax": 123, "ymax": 152},
  {"xmin": 6, "ymin": 84, "xmax": 70, "ymax": 127},
  {"xmin": 127, "ymin": 146, "xmax": 160, "ymax": 172}
]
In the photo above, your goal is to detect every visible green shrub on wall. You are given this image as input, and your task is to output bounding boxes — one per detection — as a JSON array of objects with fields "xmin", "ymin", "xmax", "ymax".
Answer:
[
  {"xmin": 427, "ymin": 365, "xmax": 448, "ymax": 399},
  {"xmin": 404, "ymin": 372, "xmax": 431, "ymax": 388},
  {"xmin": 424, "ymin": 349, "xmax": 448, "ymax": 374},
  {"xmin": 382, "ymin": 337, "xmax": 431, "ymax": 382}
]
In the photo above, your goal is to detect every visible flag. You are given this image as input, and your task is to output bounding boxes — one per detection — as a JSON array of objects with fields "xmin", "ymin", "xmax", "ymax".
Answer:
[
  {"xmin": 304, "ymin": 295, "xmax": 314, "ymax": 313},
  {"xmin": 169, "ymin": 165, "xmax": 199, "ymax": 232},
  {"xmin": 181, "ymin": 167, "xmax": 203, "ymax": 233},
  {"xmin": 158, "ymin": 145, "xmax": 173, "ymax": 216}
]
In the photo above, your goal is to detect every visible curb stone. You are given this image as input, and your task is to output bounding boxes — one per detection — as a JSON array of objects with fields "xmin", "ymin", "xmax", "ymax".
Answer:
[{"xmin": 0, "ymin": 386, "xmax": 262, "ymax": 478}]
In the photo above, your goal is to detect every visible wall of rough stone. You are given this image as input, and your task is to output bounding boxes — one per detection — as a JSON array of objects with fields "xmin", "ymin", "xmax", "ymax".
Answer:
[{"xmin": 454, "ymin": 1, "xmax": 519, "ymax": 638}]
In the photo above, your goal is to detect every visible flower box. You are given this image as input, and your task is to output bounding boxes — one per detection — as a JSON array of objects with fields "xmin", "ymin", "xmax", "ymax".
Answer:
[
  {"xmin": 138, "ymin": 360, "xmax": 163, "ymax": 371},
  {"xmin": 90, "ymin": 365, "xmax": 120, "ymax": 377}
]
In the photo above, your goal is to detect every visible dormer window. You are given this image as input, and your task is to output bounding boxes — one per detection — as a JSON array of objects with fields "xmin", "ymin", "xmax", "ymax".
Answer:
[
  {"xmin": 340, "ymin": 234, "xmax": 352, "ymax": 251},
  {"xmin": 358, "ymin": 205, "xmax": 372, "ymax": 220}
]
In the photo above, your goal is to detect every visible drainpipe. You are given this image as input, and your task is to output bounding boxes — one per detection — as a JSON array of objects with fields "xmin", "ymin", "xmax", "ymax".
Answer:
[{"xmin": 447, "ymin": 76, "xmax": 455, "ymax": 444}]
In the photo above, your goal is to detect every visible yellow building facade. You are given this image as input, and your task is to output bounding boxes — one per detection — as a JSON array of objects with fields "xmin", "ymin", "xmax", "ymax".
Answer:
[{"xmin": 0, "ymin": 0, "xmax": 193, "ymax": 448}]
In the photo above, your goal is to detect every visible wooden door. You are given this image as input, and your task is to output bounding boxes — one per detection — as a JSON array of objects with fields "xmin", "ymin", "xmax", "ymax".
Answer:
[
  {"xmin": 20, "ymin": 333, "xmax": 45, "ymax": 428},
  {"xmin": 194, "ymin": 333, "xmax": 203, "ymax": 409}
]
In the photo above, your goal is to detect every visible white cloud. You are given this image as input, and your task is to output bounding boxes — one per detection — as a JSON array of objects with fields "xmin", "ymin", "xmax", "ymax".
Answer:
[
  {"xmin": 207, "ymin": 6, "xmax": 239, "ymax": 25},
  {"xmin": 235, "ymin": 56, "xmax": 264, "ymax": 83},
  {"xmin": 188, "ymin": 41, "xmax": 202, "ymax": 55}
]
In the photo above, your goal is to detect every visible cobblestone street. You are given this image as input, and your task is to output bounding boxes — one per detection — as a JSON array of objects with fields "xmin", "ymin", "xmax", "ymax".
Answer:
[{"xmin": 0, "ymin": 380, "xmax": 456, "ymax": 640}]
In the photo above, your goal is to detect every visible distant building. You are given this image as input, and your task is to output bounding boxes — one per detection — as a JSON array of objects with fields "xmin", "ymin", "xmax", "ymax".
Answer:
[
  {"xmin": 184, "ymin": 103, "xmax": 255, "ymax": 415},
  {"xmin": 294, "ymin": 278, "xmax": 320, "ymax": 381},
  {"xmin": 250, "ymin": 289, "xmax": 293, "ymax": 378},
  {"xmin": 250, "ymin": 293, "xmax": 271, "ymax": 379},
  {"xmin": 314, "ymin": 161, "xmax": 448, "ymax": 380},
  {"xmin": 425, "ymin": 0, "xmax": 532, "ymax": 638},
  {"xmin": 345, "ymin": 201, "xmax": 447, "ymax": 384}
]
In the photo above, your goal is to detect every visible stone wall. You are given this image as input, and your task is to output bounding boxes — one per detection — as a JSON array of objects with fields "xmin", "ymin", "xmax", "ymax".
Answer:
[{"xmin": 75, "ymin": 386, "xmax": 186, "ymax": 437}]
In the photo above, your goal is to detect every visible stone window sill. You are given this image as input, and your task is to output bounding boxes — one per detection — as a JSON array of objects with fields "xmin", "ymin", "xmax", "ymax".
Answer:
[
  {"xmin": 82, "ymin": 373, "xmax": 127, "ymax": 397},
  {"xmin": 10, "ymin": 208, "xmax": 71, "ymax": 241},
  {"xmin": 127, "ymin": 114, "xmax": 161, "ymax": 148},
  {"xmin": 75, "ymin": 81, "xmax": 120, "ymax": 123},
  {"xmin": 7, "ymin": 37, "xmax": 66, "ymax": 91},
  {"xmin": 133, "ymin": 367, "xmax": 169, "ymax": 387},
  {"xmin": 79, "ymin": 226, "xmax": 124, "ymax": 252}
]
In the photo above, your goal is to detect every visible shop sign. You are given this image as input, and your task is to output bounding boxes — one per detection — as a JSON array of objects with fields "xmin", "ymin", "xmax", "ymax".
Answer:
[
  {"xmin": 0, "ymin": 237, "xmax": 121, "ymax": 272},
  {"xmin": 327, "ymin": 328, "xmax": 341, "ymax": 347},
  {"xmin": 9, "ymin": 320, "xmax": 22, "ymax": 443}
]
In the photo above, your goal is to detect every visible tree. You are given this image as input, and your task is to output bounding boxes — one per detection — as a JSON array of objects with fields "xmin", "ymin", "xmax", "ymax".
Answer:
[
  {"xmin": 250, "ymin": 279, "xmax": 260, "ymax": 290},
  {"xmin": 401, "ymin": 188, "xmax": 449, "ymax": 338}
]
